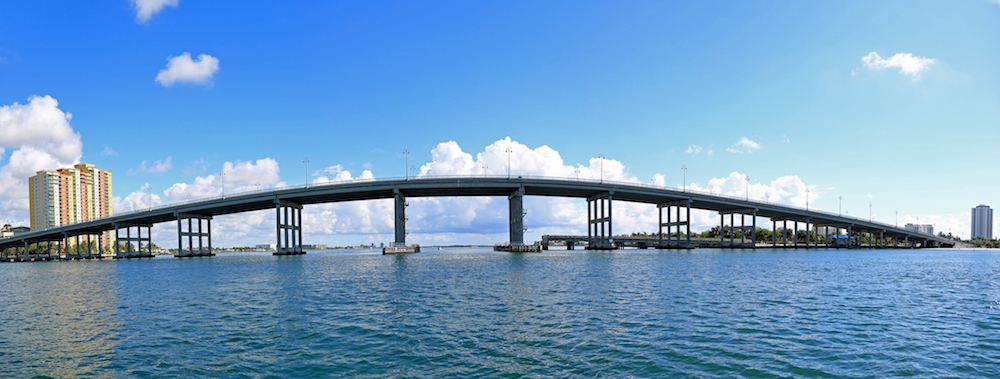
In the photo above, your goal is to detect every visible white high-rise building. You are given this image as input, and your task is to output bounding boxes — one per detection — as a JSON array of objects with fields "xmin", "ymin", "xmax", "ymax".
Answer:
[{"xmin": 971, "ymin": 204, "xmax": 993, "ymax": 240}]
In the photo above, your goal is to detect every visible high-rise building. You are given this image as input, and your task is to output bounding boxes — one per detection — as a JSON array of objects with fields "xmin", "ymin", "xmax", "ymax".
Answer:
[
  {"xmin": 29, "ymin": 163, "xmax": 113, "ymax": 246},
  {"xmin": 971, "ymin": 204, "xmax": 993, "ymax": 240},
  {"xmin": 904, "ymin": 223, "xmax": 934, "ymax": 235}
]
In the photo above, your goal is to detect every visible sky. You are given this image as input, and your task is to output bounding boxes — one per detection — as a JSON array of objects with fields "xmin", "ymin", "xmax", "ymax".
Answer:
[{"xmin": 1, "ymin": 1, "xmax": 999, "ymax": 247}]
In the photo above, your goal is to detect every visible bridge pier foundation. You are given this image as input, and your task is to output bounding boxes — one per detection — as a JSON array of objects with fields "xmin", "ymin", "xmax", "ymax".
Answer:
[
  {"xmin": 275, "ymin": 200, "xmax": 305, "ymax": 255},
  {"xmin": 176, "ymin": 214, "xmax": 214, "ymax": 257},
  {"xmin": 587, "ymin": 192, "xmax": 614, "ymax": 250}
]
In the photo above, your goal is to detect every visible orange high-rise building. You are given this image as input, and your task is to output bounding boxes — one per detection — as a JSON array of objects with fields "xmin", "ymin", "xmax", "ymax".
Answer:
[{"xmin": 29, "ymin": 163, "xmax": 113, "ymax": 248}]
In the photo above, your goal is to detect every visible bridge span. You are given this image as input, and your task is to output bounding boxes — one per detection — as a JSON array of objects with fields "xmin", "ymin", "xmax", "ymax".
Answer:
[{"xmin": 0, "ymin": 176, "xmax": 959, "ymax": 261}]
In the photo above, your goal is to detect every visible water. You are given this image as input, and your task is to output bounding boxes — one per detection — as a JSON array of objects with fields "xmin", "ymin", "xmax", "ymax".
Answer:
[{"xmin": 1, "ymin": 248, "xmax": 998, "ymax": 378}]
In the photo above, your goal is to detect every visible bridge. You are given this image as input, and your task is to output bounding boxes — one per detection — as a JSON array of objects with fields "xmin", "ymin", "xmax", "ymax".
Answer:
[{"xmin": 0, "ymin": 176, "xmax": 960, "ymax": 261}]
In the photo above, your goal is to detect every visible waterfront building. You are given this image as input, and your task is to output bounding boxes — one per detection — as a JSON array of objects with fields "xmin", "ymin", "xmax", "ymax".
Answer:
[
  {"xmin": 904, "ymin": 223, "xmax": 934, "ymax": 235},
  {"xmin": 28, "ymin": 163, "xmax": 113, "ymax": 246},
  {"xmin": 971, "ymin": 204, "xmax": 993, "ymax": 240}
]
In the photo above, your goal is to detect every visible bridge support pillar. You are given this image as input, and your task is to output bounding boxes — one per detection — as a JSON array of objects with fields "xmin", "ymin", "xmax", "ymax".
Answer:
[
  {"xmin": 658, "ymin": 200, "xmax": 692, "ymax": 249},
  {"xmin": 805, "ymin": 219, "xmax": 811, "ymax": 248},
  {"xmin": 509, "ymin": 187, "xmax": 525, "ymax": 245},
  {"xmin": 720, "ymin": 208, "xmax": 757, "ymax": 248},
  {"xmin": 587, "ymin": 192, "xmax": 614, "ymax": 250},
  {"xmin": 176, "ymin": 213, "xmax": 214, "ymax": 257},
  {"xmin": 114, "ymin": 223, "xmax": 153, "ymax": 258},
  {"xmin": 275, "ymin": 200, "xmax": 305, "ymax": 255},
  {"xmin": 394, "ymin": 189, "xmax": 407, "ymax": 245}
]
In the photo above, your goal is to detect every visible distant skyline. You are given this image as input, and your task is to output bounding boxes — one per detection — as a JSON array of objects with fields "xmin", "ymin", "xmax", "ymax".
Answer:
[{"xmin": 2, "ymin": 1, "xmax": 999, "ymax": 246}]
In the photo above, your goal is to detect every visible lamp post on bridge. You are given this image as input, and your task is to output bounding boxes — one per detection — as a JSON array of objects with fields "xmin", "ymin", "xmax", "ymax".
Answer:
[
  {"xmin": 745, "ymin": 176, "xmax": 749, "ymax": 201},
  {"xmin": 599, "ymin": 153, "xmax": 605, "ymax": 183},
  {"xmin": 303, "ymin": 157, "xmax": 310, "ymax": 188},
  {"xmin": 220, "ymin": 170, "xmax": 226, "ymax": 199},
  {"xmin": 145, "ymin": 184, "xmax": 152, "ymax": 211},
  {"xmin": 681, "ymin": 165, "xmax": 687, "ymax": 192},
  {"xmin": 481, "ymin": 162, "xmax": 488, "ymax": 177},
  {"xmin": 505, "ymin": 147, "xmax": 512, "ymax": 179},
  {"xmin": 708, "ymin": 185, "xmax": 713, "ymax": 195},
  {"xmin": 895, "ymin": 211, "xmax": 898, "ymax": 227},
  {"xmin": 403, "ymin": 149, "xmax": 410, "ymax": 180},
  {"xmin": 575, "ymin": 168, "xmax": 580, "ymax": 179},
  {"xmin": 806, "ymin": 188, "xmax": 810, "ymax": 211},
  {"xmin": 869, "ymin": 203, "xmax": 873, "ymax": 222}
]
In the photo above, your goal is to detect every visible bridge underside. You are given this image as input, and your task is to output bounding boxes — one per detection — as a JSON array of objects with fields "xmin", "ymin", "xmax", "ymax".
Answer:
[{"xmin": 0, "ymin": 177, "xmax": 958, "ymax": 261}]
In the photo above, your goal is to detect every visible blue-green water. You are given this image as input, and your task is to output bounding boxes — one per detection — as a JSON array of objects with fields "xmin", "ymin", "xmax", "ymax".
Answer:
[{"xmin": 1, "ymin": 248, "xmax": 998, "ymax": 378}]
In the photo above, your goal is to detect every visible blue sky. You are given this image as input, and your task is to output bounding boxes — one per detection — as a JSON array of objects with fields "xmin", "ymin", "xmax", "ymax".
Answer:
[{"xmin": 2, "ymin": 1, "xmax": 999, "ymax": 245}]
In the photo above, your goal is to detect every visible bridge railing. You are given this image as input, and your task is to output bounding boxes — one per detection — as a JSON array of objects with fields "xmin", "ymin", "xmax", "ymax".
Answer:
[{"xmin": 4, "ymin": 174, "xmax": 948, "ymax": 242}]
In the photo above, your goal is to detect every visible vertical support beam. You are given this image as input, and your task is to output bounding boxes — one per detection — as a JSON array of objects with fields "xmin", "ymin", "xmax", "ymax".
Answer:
[
  {"xmin": 720, "ymin": 213, "xmax": 724, "ymax": 246},
  {"xmin": 394, "ymin": 189, "xmax": 406, "ymax": 245},
  {"xmin": 508, "ymin": 187, "xmax": 524, "ymax": 245},
  {"xmin": 773, "ymin": 220, "xmax": 777, "ymax": 247},
  {"xmin": 740, "ymin": 213, "xmax": 745, "ymax": 246},
  {"xmin": 752, "ymin": 211, "xmax": 757, "ymax": 247},
  {"xmin": 657, "ymin": 203, "xmax": 662, "ymax": 247},
  {"xmin": 297, "ymin": 208, "xmax": 303, "ymax": 253},
  {"xmin": 275, "ymin": 202, "xmax": 282, "ymax": 251},
  {"xmin": 589, "ymin": 198, "xmax": 594, "ymax": 247},
  {"xmin": 793, "ymin": 221, "xmax": 798, "ymax": 247},
  {"xmin": 676, "ymin": 206, "xmax": 681, "ymax": 245},
  {"xmin": 686, "ymin": 203, "xmax": 691, "ymax": 248},
  {"xmin": 805, "ymin": 220, "xmax": 810, "ymax": 248},
  {"xmin": 114, "ymin": 226, "xmax": 120, "ymax": 256},
  {"xmin": 729, "ymin": 213, "xmax": 736, "ymax": 247},
  {"xmin": 208, "ymin": 219, "xmax": 213, "ymax": 254}
]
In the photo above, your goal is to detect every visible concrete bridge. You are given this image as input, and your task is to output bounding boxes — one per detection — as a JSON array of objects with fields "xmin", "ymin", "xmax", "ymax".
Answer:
[{"xmin": 0, "ymin": 176, "xmax": 959, "ymax": 261}]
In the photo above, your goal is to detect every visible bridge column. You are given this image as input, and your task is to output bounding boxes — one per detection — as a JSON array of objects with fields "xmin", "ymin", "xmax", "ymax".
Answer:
[
  {"xmin": 658, "ymin": 200, "xmax": 691, "ymax": 248},
  {"xmin": 394, "ymin": 189, "xmax": 407, "ymax": 246},
  {"xmin": 805, "ymin": 219, "xmax": 810, "ymax": 248},
  {"xmin": 275, "ymin": 200, "xmax": 305, "ymax": 255},
  {"xmin": 587, "ymin": 192, "xmax": 614, "ymax": 250},
  {"xmin": 509, "ymin": 187, "xmax": 525, "ymax": 245},
  {"xmin": 113, "ymin": 223, "xmax": 153, "ymax": 258},
  {"xmin": 176, "ymin": 214, "xmax": 214, "ymax": 257}
]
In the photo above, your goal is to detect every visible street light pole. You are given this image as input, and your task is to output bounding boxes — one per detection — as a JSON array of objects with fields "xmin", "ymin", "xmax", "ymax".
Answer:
[
  {"xmin": 806, "ymin": 188, "xmax": 810, "ymax": 211},
  {"xmin": 482, "ymin": 162, "xmax": 488, "ymax": 177},
  {"xmin": 220, "ymin": 170, "xmax": 226, "ymax": 199},
  {"xmin": 745, "ymin": 176, "xmax": 749, "ymax": 201},
  {"xmin": 575, "ymin": 168, "xmax": 580, "ymax": 179},
  {"xmin": 869, "ymin": 203, "xmax": 873, "ymax": 222},
  {"xmin": 599, "ymin": 154, "xmax": 605, "ymax": 183},
  {"xmin": 303, "ymin": 157, "xmax": 310, "ymax": 188},
  {"xmin": 146, "ymin": 184, "xmax": 152, "ymax": 211},
  {"xmin": 505, "ymin": 147, "xmax": 512, "ymax": 179},
  {"xmin": 681, "ymin": 165, "xmax": 687, "ymax": 192},
  {"xmin": 403, "ymin": 149, "xmax": 410, "ymax": 180}
]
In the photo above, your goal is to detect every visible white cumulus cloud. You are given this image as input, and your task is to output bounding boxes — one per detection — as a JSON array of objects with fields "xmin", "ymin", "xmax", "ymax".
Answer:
[
  {"xmin": 726, "ymin": 137, "xmax": 761, "ymax": 154},
  {"xmin": 0, "ymin": 95, "xmax": 82, "ymax": 224},
  {"xmin": 861, "ymin": 51, "xmax": 935, "ymax": 77},
  {"xmin": 685, "ymin": 145, "xmax": 703, "ymax": 154},
  {"xmin": 133, "ymin": 0, "xmax": 179, "ymax": 23},
  {"xmin": 155, "ymin": 53, "xmax": 219, "ymax": 87}
]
